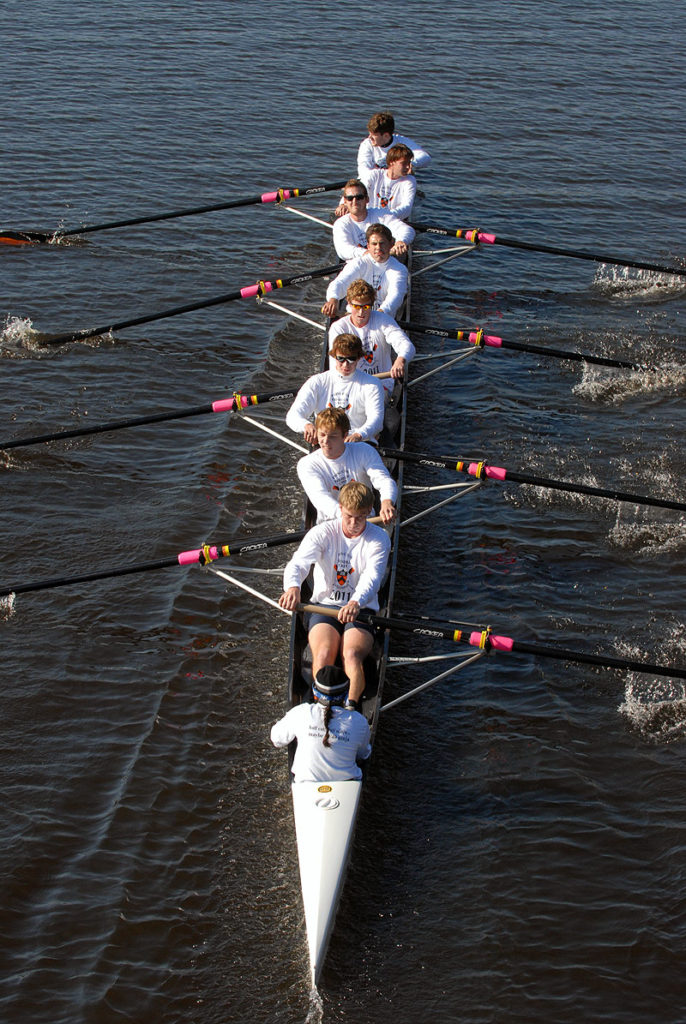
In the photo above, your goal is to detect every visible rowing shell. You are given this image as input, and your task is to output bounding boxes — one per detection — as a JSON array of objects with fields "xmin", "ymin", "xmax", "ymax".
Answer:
[
  {"xmin": 292, "ymin": 779, "xmax": 362, "ymax": 982},
  {"xmin": 284, "ymin": 250, "xmax": 411, "ymax": 985}
]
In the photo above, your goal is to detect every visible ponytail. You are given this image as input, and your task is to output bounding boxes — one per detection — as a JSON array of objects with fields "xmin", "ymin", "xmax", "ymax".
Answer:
[{"xmin": 322, "ymin": 703, "xmax": 334, "ymax": 747}]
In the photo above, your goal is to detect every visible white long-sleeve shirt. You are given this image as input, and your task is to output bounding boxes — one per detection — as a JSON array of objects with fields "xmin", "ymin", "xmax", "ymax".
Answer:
[
  {"xmin": 361, "ymin": 169, "xmax": 417, "ymax": 221},
  {"xmin": 285, "ymin": 367, "xmax": 385, "ymax": 442},
  {"xmin": 357, "ymin": 132, "xmax": 431, "ymax": 176},
  {"xmin": 271, "ymin": 703, "xmax": 371, "ymax": 783},
  {"xmin": 283, "ymin": 517, "xmax": 391, "ymax": 610},
  {"xmin": 297, "ymin": 442, "xmax": 397, "ymax": 522},
  {"xmin": 333, "ymin": 208, "xmax": 415, "ymax": 261},
  {"xmin": 329, "ymin": 311, "xmax": 415, "ymax": 394},
  {"xmin": 325, "ymin": 253, "xmax": 408, "ymax": 319}
]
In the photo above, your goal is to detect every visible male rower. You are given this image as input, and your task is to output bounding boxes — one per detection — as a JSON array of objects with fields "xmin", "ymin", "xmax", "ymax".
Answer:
[
  {"xmin": 329, "ymin": 279, "xmax": 415, "ymax": 397},
  {"xmin": 321, "ymin": 224, "xmax": 408, "ymax": 319},
  {"xmin": 297, "ymin": 407, "xmax": 397, "ymax": 524},
  {"xmin": 332, "ymin": 178, "xmax": 414, "ymax": 260},
  {"xmin": 279, "ymin": 481, "xmax": 391, "ymax": 711},
  {"xmin": 285, "ymin": 333, "xmax": 385, "ymax": 445},
  {"xmin": 362, "ymin": 144, "xmax": 417, "ymax": 221},
  {"xmin": 357, "ymin": 110, "xmax": 431, "ymax": 177}
]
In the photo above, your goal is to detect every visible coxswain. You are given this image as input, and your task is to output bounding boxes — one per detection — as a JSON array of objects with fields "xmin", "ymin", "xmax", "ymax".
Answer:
[{"xmin": 270, "ymin": 666, "xmax": 371, "ymax": 783}]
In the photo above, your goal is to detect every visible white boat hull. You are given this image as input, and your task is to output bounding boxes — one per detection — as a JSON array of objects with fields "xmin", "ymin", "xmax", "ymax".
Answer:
[{"xmin": 291, "ymin": 779, "xmax": 362, "ymax": 985}]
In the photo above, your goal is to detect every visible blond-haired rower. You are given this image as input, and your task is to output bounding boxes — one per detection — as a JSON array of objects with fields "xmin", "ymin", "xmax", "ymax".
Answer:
[
  {"xmin": 279, "ymin": 481, "xmax": 391, "ymax": 710},
  {"xmin": 297, "ymin": 407, "xmax": 397, "ymax": 523}
]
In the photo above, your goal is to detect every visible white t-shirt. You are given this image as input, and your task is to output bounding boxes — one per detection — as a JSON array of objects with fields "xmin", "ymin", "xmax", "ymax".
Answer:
[
  {"xmin": 271, "ymin": 702, "xmax": 371, "ymax": 783},
  {"xmin": 325, "ymin": 253, "xmax": 408, "ymax": 318},
  {"xmin": 362, "ymin": 169, "xmax": 416, "ymax": 221},
  {"xmin": 329, "ymin": 311, "xmax": 415, "ymax": 394},
  {"xmin": 285, "ymin": 367, "xmax": 385, "ymax": 441},
  {"xmin": 283, "ymin": 518, "xmax": 391, "ymax": 610},
  {"xmin": 357, "ymin": 132, "xmax": 431, "ymax": 176},
  {"xmin": 297, "ymin": 442, "xmax": 397, "ymax": 522},
  {"xmin": 333, "ymin": 208, "xmax": 415, "ymax": 261}
]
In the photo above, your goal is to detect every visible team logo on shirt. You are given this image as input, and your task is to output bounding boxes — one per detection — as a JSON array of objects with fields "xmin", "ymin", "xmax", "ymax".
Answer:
[
  {"xmin": 363, "ymin": 342, "xmax": 377, "ymax": 364},
  {"xmin": 334, "ymin": 563, "xmax": 355, "ymax": 587}
]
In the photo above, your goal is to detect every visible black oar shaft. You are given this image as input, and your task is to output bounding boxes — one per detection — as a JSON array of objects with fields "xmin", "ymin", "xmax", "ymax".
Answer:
[
  {"xmin": 492, "ymin": 233, "xmax": 686, "ymax": 278},
  {"xmin": 43, "ymin": 263, "xmax": 342, "ymax": 346},
  {"xmin": 0, "ymin": 388, "xmax": 297, "ymax": 451},
  {"xmin": 510, "ymin": 639, "xmax": 686, "ymax": 680},
  {"xmin": 0, "ymin": 529, "xmax": 305, "ymax": 598},
  {"xmin": 351, "ymin": 608, "xmax": 686, "ymax": 680},
  {"xmin": 377, "ymin": 447, "xmax": 686, "ymax": 513},
  {"xmin": 399, "ymin": 319, "xmax": 645, "ymax": 371},
  {"xmin": 410, "ymin": 223, "xmax": 686, "ymax": 278},
  {"xmin": 1, "ymin": 179, "xmax": 347, "ymax": 244},
  {"xmin": 505, "ymin": 468, "xmax": 686, "ymax": 512}
]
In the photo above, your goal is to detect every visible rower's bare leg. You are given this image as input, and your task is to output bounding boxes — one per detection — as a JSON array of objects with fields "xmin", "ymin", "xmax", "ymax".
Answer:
[
  {"xmin": 341, "ymin": 626, "xmax": 374, "ymax": 704},
  {"xmin": 308, "ymin": 621, "xmax": 341, "ymax": 680}
]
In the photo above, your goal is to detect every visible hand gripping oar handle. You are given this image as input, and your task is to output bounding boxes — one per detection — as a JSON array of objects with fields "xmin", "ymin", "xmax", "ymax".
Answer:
[
  {"xmin": 299, "ymin": 603, "xmax": 686, "ymax": 681},
  {"xmin": 398, "ymin": 319, "xmax": 647, "ymax": 372},
  {"xmin": 42, "ymin": 263, "xmax": 343, "ymax": 346},
  {"xmin": 1, "ymin": 179, "xmax": 348, "ymax": 245},
  {"xmin": 409, "ymin": 223, "xmax": 686, "ymax": 278},
  {"xmin": 0, "ymin": 529, "xmax": 306, "ymax": 598},
  {"xmin": 0, "ymin": 387, "xmax": 298, "ymax": 452},
  {"xmin": 377, "ymin": 447, "xmax": 686, "ymax": 514}
]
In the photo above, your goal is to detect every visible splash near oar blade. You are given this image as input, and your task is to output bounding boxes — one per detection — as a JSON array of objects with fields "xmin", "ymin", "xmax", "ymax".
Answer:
[
  {"xmin": 0, "ymin": 529, "xmax": 306, "ymax": 600},
  {"xmin": 410, "ymin": 222, "xmax": 686, "ymax": 278},
  {"xmin": 377, "ymin": 447, "xmax": 686, "ymax": 514},
  {"xmin": 40, "ymin": 263, "xmax": 342, "ymax": 346},
  {"xmin": 0, "ymin": 178, "xmax": 347, "ymax": 245}
]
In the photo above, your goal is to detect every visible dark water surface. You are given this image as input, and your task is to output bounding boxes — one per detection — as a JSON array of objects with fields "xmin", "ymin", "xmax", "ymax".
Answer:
[{"xmin": 2, "ymin": 2, "xmax": 685, "ymax": 1021}]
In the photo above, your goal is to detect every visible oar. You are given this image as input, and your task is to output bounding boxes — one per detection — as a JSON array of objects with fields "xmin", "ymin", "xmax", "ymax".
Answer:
[
  {"xmin": 37, "ymin": 263, "xmax": 342, "ymax": 346},
  {"xmin": 300, "ymin": 603, "xmax": 686, "ymax": 681},
  {"xmin": 398, "ymin": 319, "xmax": 649, "ymax": 372},
  {"xmin": 410, "ymin": 223, "xmax": 686, "ymax": 278},
  {"xmin": 0, "ymin": 387, "xmax": 298, "ymax": 452},
  {"xmin": 377, "ymin": 447, "xmax": 686, "ymax": 513},
  {"xmin": 0, "ymin": 529, "xmax": 306, "ymax": 599},
  {"xmin": 0, "ymin": 179, "xmax": 347, "ymax": 245}
]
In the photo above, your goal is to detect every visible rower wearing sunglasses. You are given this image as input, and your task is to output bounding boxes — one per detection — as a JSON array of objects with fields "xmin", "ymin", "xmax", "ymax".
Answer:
[
  {"xmin": 332, "ymin": 178, "xmax": 414, "ymax": 261},
  {"xmin": 329, "ymin": 279, "xmax": 415, "ymax": 398},
  {"xmin": 321, "ymin": 224, "xmax": 408, "ymax": 319},
  {"xmin": 285, "ymin": 333, "xmax": 385, "ymax": 445}
]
